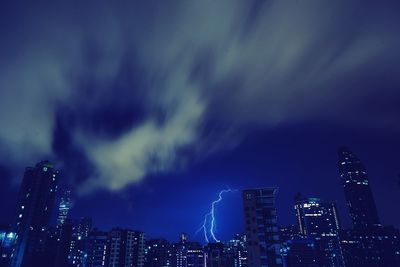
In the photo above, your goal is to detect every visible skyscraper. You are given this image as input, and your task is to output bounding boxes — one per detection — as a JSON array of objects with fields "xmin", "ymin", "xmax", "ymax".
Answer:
[
  {"xmin": 294, "ymin": 197, "xmax": 344, "ymax": 267},
  {"xmin": 12, "ymin": 161, "xmax": 59, "ymax": 267},
  {"xmin": 337, "ymin": 147, "xmax": 380, "ymax": 229},
  {"xmin": 57, "ymin": 189, "xmax": 72, "ymax": 227},
  {"xmin": 242, "ymin": 188, "xmax": 282, "ymax": 267},
  {"xmin": 338, "ymin": 147, "xmax": 400, "ymax": 266}
]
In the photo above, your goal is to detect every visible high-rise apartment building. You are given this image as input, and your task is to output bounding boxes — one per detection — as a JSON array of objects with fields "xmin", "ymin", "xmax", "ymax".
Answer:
[
  {"xmin": 242, "ymin": 188, "xmax": 282, "ymax": 267},
  {"xmin": 12, "ymin": 161, "xmax": 59, "ymax": 267},
  {"xmin": 108, "ymin": 229, "xmax": 146, "ymax": 267}
]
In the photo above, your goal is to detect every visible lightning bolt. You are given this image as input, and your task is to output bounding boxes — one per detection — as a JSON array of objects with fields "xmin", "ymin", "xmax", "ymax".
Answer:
[
  {"xmin": 197, "ymin": 189, "xmax": 236, "ymax": 243},
  {"xmin": 199, "ymin": 212, "xmax": 211, "ymax": 243}
]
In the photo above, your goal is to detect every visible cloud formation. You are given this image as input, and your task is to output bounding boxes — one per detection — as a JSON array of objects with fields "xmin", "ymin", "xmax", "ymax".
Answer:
[{"xmin": 0, "ymin": 1, "xmax": 399, "ymax": 193}]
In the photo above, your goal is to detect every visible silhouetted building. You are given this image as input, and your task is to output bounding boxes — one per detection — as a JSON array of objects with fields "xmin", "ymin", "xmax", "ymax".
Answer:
[
  {"xmin": 57, "ymin": 190, "xmax": 72, "ymax": 227},
  {"xmin": 145, "ymin": 239, "xmax": 172, "ymax": 267},
  {"xmin": 68, "ymin": 218, "xmax": 92, "ymax": 267},
  {"xmin": 338, "ymin": 147, "xmax": 400, "ymax": 266},
  {"xmin": 87, "ymin": 230, "xmax": 108, "ymax": 267},
  {"xmin": 279, "ymin": 225, "xmax": 299, "ymax": 242},
  {"xmin": 172, "ymin": 238, "xmax": 188, "ymax": 267},
  {"xmin": 225, "ymin": 234, "xmax": 247, "ymax": 267},
  {"xmin": 204, "ymin": 242, "xmax": 228, "ymax": 267},
  {"xmin": 340, "ymin": 225, "xmax": 400, "ymax": 266},
  {"xmin": 280, "ymin": 225, "xmax": 317, "ymax": 267},
  {"xmin": 76, "ymin": 217, "xmax": 93, "ymax": 239},
  {"xmin": 294, "ymin": 197, "xmax": 344, "ymax": 266},
  {"xmin": 180, "ymin": 233, "xmax": 188, "ymax": 244},
  {"xmin": 148, "ymin": 235, "xmax": 205, "ymax": 267},
  {"xmin": 107, "ymin": 229, "xmax": 146, "ymax": 267},
  {"xmin": 243, "ymin": 188, "xmax": 283, "ymax": 267},
  {"xmin": 0, "ymin": 229, "xmax": 16, "ymax": 266},
  {"xmin": 172, "ymin": 244, "xmax": 187, "ymax": 267},
  {"xmin": 12, "ymin": 161, "xmax": 59, "ymax": 267},
  {"xmin": 338, "ymin": 147, "xmax": 380, "ymax": 229},
  {"xmin": 281, "ymin": 238, "xmax": 318, "ymax": 267},
  {"xmin": 40, "ymin": 227, "xmax": 62, "ymax": 266},
  {"xmin": 186, "ymin": 242, "xmax": 205, "ymax": 267},
  {"xmin": 55, "ymin": 221, "xmax": 74, "ymax": 267}
]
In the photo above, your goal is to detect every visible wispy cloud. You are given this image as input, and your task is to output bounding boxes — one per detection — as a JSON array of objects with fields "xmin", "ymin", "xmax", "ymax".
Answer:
[{"xmin": 0, "ymin": 0, "xmax": 399, "ymax": 192}]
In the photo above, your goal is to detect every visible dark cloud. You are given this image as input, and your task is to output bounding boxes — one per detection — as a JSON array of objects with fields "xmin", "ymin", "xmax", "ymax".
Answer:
[{"xmin": 0, "ymin": 0, "xmax": 399, "ymax": 193}]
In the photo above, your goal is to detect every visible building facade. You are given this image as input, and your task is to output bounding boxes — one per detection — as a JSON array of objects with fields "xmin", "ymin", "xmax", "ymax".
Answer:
[
  {"xmin": 243, "ymin": 188, "xmax": 282, "ymax": 267},
  {"xmin": 144, "ymin": 239, "xmax": 172, "ymax": 267},
  {"xmin": 338, "ymin": 147, "xmax": 380, "ymax": 229},
  {"xmin": 294, "ymin": 197, "xmax": 344, "ymax": 267},
  {"xmin": 281, "ymin": 238, "xmax": 318, "ymax": 267},
  {"xmin": 225, "ymin": 234, "xmax": 247, "ymax": 267},
  {"xmin": 186, "ymin": 242, "xmax": 205, "ymax": 267},
  {"xmin": 338, "ymin": 147, "xmax": 400, "ymax": 266},
  {"xmin": 57, "ymin": 190, "xmax": 72, "ymax": 227},
  {"xmin": 11, "ymin": 161, "xmax": 59, "ymax": 267},
  {"xmin": 108, "ymin": 229, "xmax": 146, "ymax": 267},
  {"xmin": 86, "ymin": 230, "xmax": 108, "ymax": 267},
  {"xmin": 0, "ymin": 229, "xmax": 17, "ymax": 266}
]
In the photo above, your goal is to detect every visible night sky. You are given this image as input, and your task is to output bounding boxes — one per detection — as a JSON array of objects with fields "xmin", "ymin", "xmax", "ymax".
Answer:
[{"xmin": 1, "ymin": 1, "xmax": 400, "ymax": 243}]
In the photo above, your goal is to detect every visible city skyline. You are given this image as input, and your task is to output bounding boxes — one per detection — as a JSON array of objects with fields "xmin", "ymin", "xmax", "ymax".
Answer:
[
  {"xmin": 0, "ymin": 145, "xmax": 397, "ymax": 243},
  {"xmin": 1, "ymin": 146, "xmax": 399, "ymax": 266},
  {"xmin": 1, "ymin": 1, "xmax": 400, "ymax": 266},
  {"xmin": 0, "ymin": 2, "xmax": 400, "ymax": 241},
  {"xmin": 1, "ymin": 144, "xmax": 400, "ymax": 243}
]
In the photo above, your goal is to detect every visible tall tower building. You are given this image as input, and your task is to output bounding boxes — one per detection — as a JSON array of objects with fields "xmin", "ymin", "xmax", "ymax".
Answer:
[
  {"xmin": 338, "ymin": 147, "xmax": 400, "ymax": 266},
  {"xmin": 294, "ymin": 197, "xmax": 344, "ymax": 267},
  {"xmin": 12, "ymin": 161, "xmax": 59, "ymax": 267},
  {"xmin": 57, "ymin": 189, "xmax": 72, "ymax": 227},
  {"xmin": 242, "ymin": 188, "xmax": 282, "ymax": 267},
  {"xmin": 337, "ymin": 147, "xmax": 380, "ymax": 229}
]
